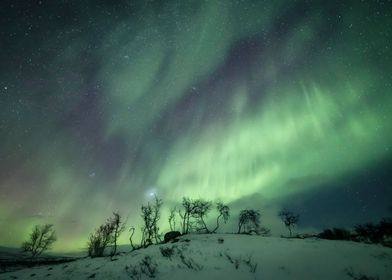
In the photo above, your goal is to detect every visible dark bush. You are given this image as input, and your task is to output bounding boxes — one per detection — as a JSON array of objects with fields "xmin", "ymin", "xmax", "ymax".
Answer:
[
  {"xmin": 379, "ymin": 218, "xmax": 392, "ymax": 236},
  {"xmin": 125, "ymin": 255, "xmax": 158, "ymax": 279},
  {"xmin": 354, "ymin": 223, "xmax": 382, "ymax": 243},
  {"xmin": 318, "ymin": 228, "xmax": 352, "ymax": 240},
  {"xmin": 140, "ymin": 256, "xmax": 158, "ymax": 277},
  {"xmin": 258, "ymin": 226, "xmax": 271, "ymax": 236},
  {"xmin": 160, "ymin": 246, "xmax": 175, "ymax": 259},
  {"xmin": 345, "ymin": 267, "xmax": 380, "ymax": 280},
  {"xmin": 319, "ymin": 219, "xmax": 392, "ymax": 247},
  {"xmin": 354, "ymin": 219, "xmax": 392, "ymax": 245},
  {"xmin": 318, "ymin": 228, "xmax": 333, "ymax": 239},
  {"xmin": 179, "ymin": 253, "xmax": 203, "ymax": 270}
]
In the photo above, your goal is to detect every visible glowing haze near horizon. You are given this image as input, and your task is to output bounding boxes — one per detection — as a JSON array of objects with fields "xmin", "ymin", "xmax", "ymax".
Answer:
[{"xmin": 0, "ymin": 0, "xmax": 391, "ymax": 251}]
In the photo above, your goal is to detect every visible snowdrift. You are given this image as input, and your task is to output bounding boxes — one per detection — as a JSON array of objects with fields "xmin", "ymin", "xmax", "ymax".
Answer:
[{"xmin": 1, "ymin": 234, "xmax": 391, "ymax": 280}]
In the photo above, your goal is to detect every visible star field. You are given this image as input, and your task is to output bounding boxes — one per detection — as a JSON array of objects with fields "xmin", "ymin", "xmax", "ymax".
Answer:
[{"xmin": 0, "ymin": 0, "xmax": 391, "ymax": 251}]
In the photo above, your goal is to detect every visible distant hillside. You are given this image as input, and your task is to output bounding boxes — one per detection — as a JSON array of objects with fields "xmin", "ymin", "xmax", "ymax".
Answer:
[{"xmin": 0, "ymin": 246, "xmax": 27, "ymax": 260}]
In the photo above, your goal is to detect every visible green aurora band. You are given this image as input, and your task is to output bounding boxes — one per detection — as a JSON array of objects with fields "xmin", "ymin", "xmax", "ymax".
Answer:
[{"xmin": 0, "ymin": 1, "xmax": 391, "ymax": 251}]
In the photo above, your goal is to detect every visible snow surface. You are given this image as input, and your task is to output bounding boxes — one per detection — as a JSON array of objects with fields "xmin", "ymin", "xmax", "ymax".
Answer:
[{"xmin": 1, "ymin": 234, "xmax": 391, "ymax": 280}]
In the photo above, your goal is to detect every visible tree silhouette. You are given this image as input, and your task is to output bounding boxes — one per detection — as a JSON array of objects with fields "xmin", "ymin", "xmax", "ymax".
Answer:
[
  {"xmin": 191, "ymin": 199, "xmax": 212, "ymax": 233},
  {"xmin": 87, "ymin": 222, "xmax": 114, "ymax": 257},
  {"xmin": 278, "ymin": 210, "xmax": 299, "ymax": 237},
  {"xmin": 141, "ymin": 195, "xmax": 162, "ymax": 247},
  {"xmin": 109, "ymin": 211, "xmax": 125, "ymax": 256},
  {"xmin": 87, "ymin": 212, "xmax": 126, "ymax": 257},
  {"xmin": 168, "ymin": 207, "xmax": 177, "ymax": 231},
  {"xmin": 212, "ymin": 202, "xmax": 230, "ymax": 233},
  {"xmin": 21, "ymin": 224, "xmax": 57, "ymax": 259},
  {"xmin": 238, "ymin": 209, "xmax": 261, "ymax": 234},
  {"xmin": 129, "ymin": 226, "xmax": 137, "ymax": 250},
  {"xmin": 178, "ymin": 198, "xmax": 230, "ymax": 234},
  {"xmin": 179, "ymin": 197, "xmax": 199, "ymax": 234}
]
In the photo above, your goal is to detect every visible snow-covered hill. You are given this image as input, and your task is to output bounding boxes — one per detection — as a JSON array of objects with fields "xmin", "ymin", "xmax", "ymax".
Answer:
[{"xmin": 1, "ymin": 234, "xmax": 391, "ymax": 280}]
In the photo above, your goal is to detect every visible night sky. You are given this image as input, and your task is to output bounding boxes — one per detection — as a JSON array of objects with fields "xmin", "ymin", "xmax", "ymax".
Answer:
[{"xmin": 1, "ymin": 0, "xmax": 391, "ymax": 252}]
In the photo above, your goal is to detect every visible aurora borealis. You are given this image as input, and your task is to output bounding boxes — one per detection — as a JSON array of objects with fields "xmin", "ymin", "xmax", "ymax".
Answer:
[{"xmin": 1, "ymin": 0, "xmax": 391, "ymax": 251}]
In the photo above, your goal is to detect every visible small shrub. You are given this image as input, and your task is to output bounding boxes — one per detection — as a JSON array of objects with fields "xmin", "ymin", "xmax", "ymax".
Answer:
[
  {"xmin": 179, "ymin": 253, "xmax": 203, "ymax": 271},
  {"xmin": 140, "ymin": 256, "xmax": 158, "ymax": 278},
  {"xmin": 224, "ymin": 253, "xmax": 258, "ymax": 272},
  {"xmin": 243, "ymin": 255, "xmax": 257, "ymax": 273},
  {"xmin": 218, "ymin": 238, "xmax": 224, "ymax": 244},
  {"xmin": 234, "ymin": 258, "xmax": 240, "ymax": 269},
  {"xmin": 293, "ymin": 233, "xmax": 317, "ymax": 239},
  {"xmin": 259, "ymin": 226, "xmax": 271, "ymax": 236},
  {"xmin": 345, "ymin": 267, "xmax": 379, "ymax": 280},
  {"xmin": 224, "ymin": 253, "xmax": 241, "ymax": 269},
  {"xmin": 160, "ymin": 246, "xmax": 175, "ymax": 260},
  {"xmin": 125, "ymin": 265, "xmax": 141, "ymax": 280}
]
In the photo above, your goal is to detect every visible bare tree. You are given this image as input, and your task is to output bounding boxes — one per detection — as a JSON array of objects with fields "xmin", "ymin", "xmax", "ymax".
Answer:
[
  {"xmin": 179, "ymin": 197, "xmax": 198, "ymax": 234},
  {"xmin": 141, "ymin": 203, "xmax": 153, "ymax": 247},
  {"xmin": 211, "ymin": 202, "xmax": 230, "ymax": 233},
  {"xmin": 191, "ymin": 199, "xmax": 212, "ymax": 233},
  {"xmin": 141, "ymin": 195, "xmax": 163, "ymax": 247},
  {"xmin": 168, "ymin": 207, "xmax": 177, "ymax": 231},
  {"xmin": 278, "ymin": 210, "xmax": 299, "ymax": 237},
  {"xmin": 178, "ymin": 198, "xmax": 230, "ymax": 234},
  {"xmin": 87, "ymin": 222, "xmax": 114, "ymax": 257},
  {"xmin": 109, "ymin": 211, "xmax": 126, "ymax": 256},
  {"xmin": 21, "ymin": 224, "xmax": 57, "ymax": 259},
  {"xmin": 238, "ymin": 209, "xmax": 261, "ymax": 234},
  {"xmin": 178, "ymin": 197, "xmax": 214, "ymax": 234},
  {"xmin": 129, "ymin": 226, "xmax": 138, "ymax": 250},
  {"xmin": 87, "ymin": 212, "xmax": 127, "ymax": 257}
]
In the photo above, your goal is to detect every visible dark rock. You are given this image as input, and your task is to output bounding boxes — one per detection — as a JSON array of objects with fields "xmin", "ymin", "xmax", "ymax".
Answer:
[{"xmin": 164, "ymin": 231, "xmax": 181, "ymax": 243}]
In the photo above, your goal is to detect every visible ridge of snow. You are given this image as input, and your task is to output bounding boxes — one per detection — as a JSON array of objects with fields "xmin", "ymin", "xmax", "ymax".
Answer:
[{"xmin": 1, "ymin": 234, "xmax": 391, "ymax": 280}]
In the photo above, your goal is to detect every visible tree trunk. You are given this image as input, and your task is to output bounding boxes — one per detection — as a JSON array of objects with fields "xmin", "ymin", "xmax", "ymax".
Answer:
[
  {"xmin": 112, "ymin": 226, "xmax": 118, "ymax": 256},
  {"xmin": 200, "ymin": 215, "xmax": 210, "ymax": 233},
  {"xmin": 129, "ymin": 227, "xmax": 136, "ymax": 250},
  {"xmin": 212, "ymin": 214, "xmax": 222, "ymax": 233}
]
